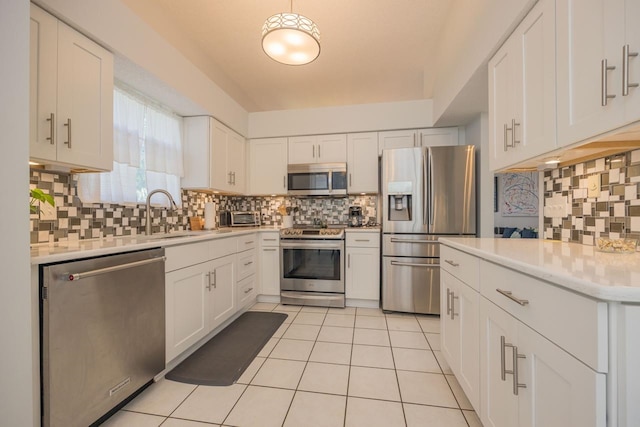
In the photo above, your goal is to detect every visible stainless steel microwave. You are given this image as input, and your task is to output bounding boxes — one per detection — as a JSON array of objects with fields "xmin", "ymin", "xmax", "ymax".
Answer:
[
  {"xmin": 287, "ymin": 163, "xmax": 348, "ymax": 196},
  {"xmin": 219, "ymin": 211, "xmax": 260, "ymax": 227}
]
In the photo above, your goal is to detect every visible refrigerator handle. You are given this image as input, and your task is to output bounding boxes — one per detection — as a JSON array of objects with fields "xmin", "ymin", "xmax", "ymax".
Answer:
[
  {"xmin": 427, "ymin": 148, "xmax": 434, "ymax": 226},
  {"xmin": 422, "ymin": 149, "xmax": 428, "ymax": 226}
]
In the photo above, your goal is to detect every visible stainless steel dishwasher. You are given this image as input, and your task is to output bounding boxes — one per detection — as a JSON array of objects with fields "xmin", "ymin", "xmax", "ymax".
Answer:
[{"xmin": 41, "ymin": 248, "xmax": 166, "ymax": 427}]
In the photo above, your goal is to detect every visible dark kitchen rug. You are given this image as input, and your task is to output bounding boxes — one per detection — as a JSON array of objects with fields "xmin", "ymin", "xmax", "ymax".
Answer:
[{"xmin": 166, "ymin": 311, "xmax": 287, "ymax": 386}]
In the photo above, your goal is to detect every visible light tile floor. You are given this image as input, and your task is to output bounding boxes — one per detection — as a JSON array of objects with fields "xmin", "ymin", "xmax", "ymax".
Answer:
[{"xmin": 104, "ymin": 303, "xmax": 482, "ymax": 427}]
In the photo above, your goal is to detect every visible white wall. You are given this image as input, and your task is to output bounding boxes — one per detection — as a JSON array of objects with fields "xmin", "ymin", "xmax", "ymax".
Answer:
[
  {"xmin": 1, "ymin": 1, "xmax": 36, "ymax": 425},
  {"xmin": 248, "ymin": 100, "xmax": 433, "ymax": 138},
  {"xmin": 431, "ymin": 0, "xmax": 535, "ymax": 124},
  {"xmin": 35, "ymin": 0, "xmax": 249, "ymax": 136},
  {"xmin": 466, "ymin": 113, "xmax": 494, "ymax": 237}
]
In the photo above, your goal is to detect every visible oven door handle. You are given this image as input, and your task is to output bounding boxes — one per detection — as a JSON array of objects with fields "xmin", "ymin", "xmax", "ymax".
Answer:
[
  {"xmin": 281, "ymin": 291, "xmax": 344, "ymax": 301},
  {"xmin": 390, "ymin": 261, "xmax": 440, "ymax": 268},
  {"xmin": 280, "ymin": 241, "xmax": 344, "ymax": 250}
]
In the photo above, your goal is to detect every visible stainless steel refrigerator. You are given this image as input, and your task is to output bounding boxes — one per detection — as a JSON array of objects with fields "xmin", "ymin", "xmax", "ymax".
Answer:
[{"xmin": 381, "ymin": 145, "xmax": 476, "ymax": 314}]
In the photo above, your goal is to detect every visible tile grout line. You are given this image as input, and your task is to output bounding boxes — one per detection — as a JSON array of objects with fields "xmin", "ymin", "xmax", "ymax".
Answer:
[{"xmin": 384, "ymin": 311, "xmax": 409, "ymax": 426}]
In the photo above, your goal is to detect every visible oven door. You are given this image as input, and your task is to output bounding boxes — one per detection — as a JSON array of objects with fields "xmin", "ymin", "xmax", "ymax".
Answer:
[{"xmin": 280, "ymin": 239, "xmax": 344, "ymax": 293}]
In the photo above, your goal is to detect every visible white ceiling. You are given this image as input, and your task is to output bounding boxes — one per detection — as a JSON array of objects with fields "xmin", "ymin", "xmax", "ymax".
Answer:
[{"xmin": 120, "ymin": 0, "xmax": 452, "ymax": 113}]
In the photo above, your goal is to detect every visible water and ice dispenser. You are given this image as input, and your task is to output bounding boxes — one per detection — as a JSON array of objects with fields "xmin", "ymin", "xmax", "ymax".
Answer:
[{"xmin": 387, "ymin": 181, "xmax": 412, "ymax": 221}]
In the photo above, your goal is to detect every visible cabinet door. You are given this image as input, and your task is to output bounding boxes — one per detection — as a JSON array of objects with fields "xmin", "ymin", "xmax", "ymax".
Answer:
[
  {"xmin": 624, "ymin": 0, "xmax": 640, "ymax": 123},
  {"xmin": 347, "ymin": 132, "xmax": 378, "ymax": 194},
  {"xmin": 29, "ymin": 4, "xmax": 58, "ymax": 162},
  {"xmin": 488, "ymin": 36, "xmax": 517, "ymax": 171},
  {"xmin": 480, "ymin": 298, "xmax": 519, "ymax": 427},
  {"xmin": 378, "ymin": 129, "xmax": 417, "ymax": 155},
  {"xmin": 209, "ymin": 254, "xmax": 236, "ymax": 331},
  {"xmin": 56, "ymin": 22, "xmax": 113, "ymax": 171},
  {"xmin": 317, "ymin": 134, "xmax": 347, "ymax": 162},
  {"xmin": 211, "ymin": 119, "xmax": 231, "ymax": 191},
  {"xmin": 457, "ymin": 278, "xmax": 480, "ymax": 411},
  {"xmin": 517, "ymin": 323, "xmax": 607, "ymax": 427},
  {"xmin": 259, "ymin": 247, "xmax": 280, "ymax": 296},
  {"xmin": 418, "ymin": 128, "xmax": 459, "ymax": 147},
  {"xmin": 556, "ymin": 0, "xmax": 625, "ymax": 146},
  {"xmin": 165, "ymin": 262, "xmax": 210, "ymax": 362},
  {"xmin": 440, "ymin": 271, "xmax": 461, "ymax": 372},
  {"xmin": 227, "ymin": 129, "xmax": 246, "ymax": 194},
  {"xmin": 182, "ymin": 116, "xmax": 211, "ymax": 189},
  {"xmin": 345, "ymin": 246, "xmax": 380, "ymax": 301},
  {"xmin": 516, "ymin": 0, "xmax": 557, "ymax": 160},
  {"xmin": 237, "ymin": 274, "xmax": 257, "ymax": 310},
  {"xmin": 249, "ymin": 138, "xmax": 288, "ymax": 195},
  {"xmin": 288, "ymin": 135, "xmax": 317, "ymax": 164}
]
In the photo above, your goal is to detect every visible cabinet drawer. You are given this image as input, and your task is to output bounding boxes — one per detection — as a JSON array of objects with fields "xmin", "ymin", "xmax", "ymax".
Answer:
[
  {"xmin": 260, "ymin": 231, "xmax": 280, "ymax": 247},
  {"xmin": 346, "ymin": 231, "xmax": 380, "ymax": 248},
  {"xmin": 440, "ymin": 245, "xmax": 480, "ymax": 290},
  {"xmin": 480, "ymin": 260, "xmax": 608, "ymax": 372},
  {"xmin": 237, "ymin": 275, "xmax": 257, "ymax": 308},
  {"xmin": 209, "ymin": 237, "xmax": 237, "ymax": 260},
  {"xmin": 237, "ymin": 249, "xmax": 257, "ymax": 280},
  {"xmin": 165, "ymin": 241, "xmax": 210, "ymax": 272},
  {"xmin": 237, "ymin": 233, "xmax": 257, "ymax": 251}
]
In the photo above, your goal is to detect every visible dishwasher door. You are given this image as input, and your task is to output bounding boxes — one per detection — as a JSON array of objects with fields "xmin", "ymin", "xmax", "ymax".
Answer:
[{"xmin": 42, "ymin": 248, "xmax": 166, "ymax": 427}]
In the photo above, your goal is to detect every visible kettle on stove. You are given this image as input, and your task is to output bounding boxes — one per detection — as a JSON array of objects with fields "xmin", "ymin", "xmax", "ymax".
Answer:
[{"xmin": 348, "ymin": 206, "xmax": 364, "ymax": 227}]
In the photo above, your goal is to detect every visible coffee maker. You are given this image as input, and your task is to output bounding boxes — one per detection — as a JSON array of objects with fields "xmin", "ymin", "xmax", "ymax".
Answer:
[{"xmin": 348, "ymin": 206, "xmax": 364, "ymax": 227}]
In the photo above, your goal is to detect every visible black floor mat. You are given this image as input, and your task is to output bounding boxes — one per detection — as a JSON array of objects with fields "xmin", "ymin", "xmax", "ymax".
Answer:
[{"xmin": 165, "ymin": 311, "xmax": 287, "ymax": 386}]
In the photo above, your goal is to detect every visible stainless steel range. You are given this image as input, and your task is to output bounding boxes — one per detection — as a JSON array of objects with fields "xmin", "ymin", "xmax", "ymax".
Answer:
[{"xmin": 280, "ymin": 226, "xmax": 345, "ymax": 308}]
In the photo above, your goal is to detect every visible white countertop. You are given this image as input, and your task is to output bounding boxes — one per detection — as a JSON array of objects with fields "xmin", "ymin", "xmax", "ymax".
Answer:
[
  {"xmin": 31, "ymin": 227, "xmax": 279, "ymax": 265},
  {"xmin": 440, "ymin": 237, "xmax": 640, "ymax": 302}
]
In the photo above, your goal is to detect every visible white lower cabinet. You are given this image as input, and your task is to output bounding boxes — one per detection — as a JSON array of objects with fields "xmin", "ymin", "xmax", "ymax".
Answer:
[
  {"xmin": 345, "ymin": 231, "xmax": 380, "ymax": 303},
  {"xmin": 440, "ymin": 270, "xmax": 480, "ymax": 410},
  {"xmin": 165, "ymin": 262, "xmax": 209, "ymax": 362},
  {"xmin": 258, "ymin": 231, "xmax": 280, "ymax": 299},
  {"xmin": 208, "ymin": 254, "xmax": 236, "ymax": 331},
  {"xmin": 480, "ymin": 297, "xmax": 606, "ymax": 427},
  {"xmin": 237, "ymin": 274, "xmax": 257, "ymax": 309}
]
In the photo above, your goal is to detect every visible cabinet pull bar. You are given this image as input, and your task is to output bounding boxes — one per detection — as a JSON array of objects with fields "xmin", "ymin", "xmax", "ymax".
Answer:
[
  {"xmin": 500, "ymin": 335, "xmax": 508, "ymax": 381},
  {"xmin": 512, "ymin": 345, "xmax": 527, "ymax": 396},
  {"xmin": 623, "ymin": 44, "xmax": 639, "ymax": 96},
  {"xmin": 511, "ymin": 119, "xmax": 520, "ymax": 145},
  {"xmin": 318, "ymin": 145, "xmax": 321, "ymax": 158},
  {"xmin": 601, "ymin": 59, "xmax": 616, "ymax": 106},
  {"xmin": 354, "ymin": 239, "xmax": 370, "ymax": 242},
  {"xmin": 348, "ymin": 254, "xmax": 351, "ymax": 268},
  {"xmin": 390, "ymin": 261, "xmax": 439, "ymax": 268},
  {"xmin": 206, "ymin": 272, "xmax": 211, "ymax": 291},
  {"xmin": 450, "ymin": 292, "xmax": 458, "ymax": 320},
  {"xmin": 46, "ymin": 113, "xmax": 55, "ymax": 145},
  {"xmin": 504, "ymin": 123, "xmax": 514, "ymax": 149},
  {"xmin": 496, "ymin": 289, "xmax": 529, "ymax": 306},
  {"xmin": 444, "ymin": 259, "xmax": 459, "ymax": 267},
  {"xmin": 67, "ymin": 256, "xmax": 165, "ymax": 281},
  {"xmin": 312, "ymin": 145, "xmax": 315, "ymax": 158},
  {"xmin": 244, "ymin": 261, "xmax": 253, "ymax": 266},
  {"xmin": 446, "ymin": 288, "xmax": 452, "ymax": 316},
  {"xmin": 63, "ymin": 118, "xmax": 72, "ymax": 148},
  {"xmin": 264, "ymin": 248, "xmax": 277, "ymax": 251},
  {"xmin": 244, "ymin": 287, "xmax": 253, "ymax": 294},
  {"xmin": 212, "ymin": 270, "xmax": 217, "ymax": 288},
  {"xmin": 283, "ymin": 175, "xmax": 286, "ymax": 189},
  {"xmin": 245, "ymin": 241, "xmax": 254, "ymax": 245},
  {"xmin": 264, "ymin": 238, "xmax": 277, "ymax": 241},
  {"xmin": 349, "ymin": 173, "xmax": 352, "ymax": 186}
]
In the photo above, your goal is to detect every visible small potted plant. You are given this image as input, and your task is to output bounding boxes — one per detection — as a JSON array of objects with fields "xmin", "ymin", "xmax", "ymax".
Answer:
[{"xmin": 30, "ymin": 188, "xmax": 55, "ymax": 215}]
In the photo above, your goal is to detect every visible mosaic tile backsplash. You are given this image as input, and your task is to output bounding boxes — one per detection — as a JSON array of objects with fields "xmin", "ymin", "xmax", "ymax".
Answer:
[
  {"xmin": 543, "ymin": 149, "xmax": 640, "ymax": 247},
  {"xmin": 29, "ymin": 170, "xmax": 377, "ymax": 243}
]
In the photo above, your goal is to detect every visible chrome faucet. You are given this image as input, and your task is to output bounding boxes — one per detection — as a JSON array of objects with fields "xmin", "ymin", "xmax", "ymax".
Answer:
[{"xmin": 145, "ymin": 189, "xmax": 178, "ymax": 235}]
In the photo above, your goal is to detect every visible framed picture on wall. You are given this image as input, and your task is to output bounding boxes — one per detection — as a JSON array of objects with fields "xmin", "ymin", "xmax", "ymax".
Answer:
[
  {"xmin": 501, "ymin": 172, "xmax": 539, "ymax": 216},
  {"xmin": 494, "ymin": 176, "xmax": 498, "ymax": 213}
]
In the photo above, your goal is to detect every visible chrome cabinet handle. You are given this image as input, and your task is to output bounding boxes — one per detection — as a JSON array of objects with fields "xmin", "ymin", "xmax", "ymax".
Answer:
[
  {"xmin": 244, "ymin": 287, "xmax": 253, "ymax": 294},
  {"xmin": 511, "ymin": 344, "xmax": 526, "ymax": 395},
  {"xmin": 601, "ymin": 59, "xmax": 616, "ymax": 106},
  {"xmin": 623, "ymin": 44, "xmax": 639, "ymax": 96},
  {"xmin": 245, "ymin": 240, "xmax": 254, "ymax": 245},
  {"xmin": 348, "ymin": 254, "xmax": 351, "ymax": 268},
  {"xmin": 63, "ymin": 118, "xmax": 72, "ymax": 148},
  {"xmin": 264, "ymin": 248, "xmax": 277, "ymax": 251},
  {"xmin": 446, "ymin": 288, "xmax": 452, "ymax": 316},
  {"xmin": 444, "ymin": 259, "xmax": 459, "ymax": 267},
  {"xmin": 312, "ymin": 145, "xmax": 315, "ymax": 158},
  {"xmin": 283, "ymin": 176, "xmax": 286, "ymax": 189},
  {"xmin": 205, "ymin": 272, "xmax": 212, "ymax": 291},
  {"xmin": 318, "ymin": 144, "xmax": 321, "ymax": 158},
  {"xmin": 511, "ymin": 119, "xmax": 520, "ymax": 146},
  {"xmin": 232, "ymin": 172, "xmax": 236, "ymax": 185},
  {"xmin": 413, "ymin": 133, "xmax": 417, "ymax": 147},
  {"xmin": 450, "ymin": 292, "xmax": 458, "ymax": 320},
  {"xmin": 244, "ymin": 261, "xmax": 253, "ymax": 266},
  {"xmin": 500, "ymin": 335, "xmax": 509, "ymax": 381},
  {"xmin": 46, "ymin": 113, "xmax": 55, "ymax": 145},
  {"xmin": 390, "ymin": 261, "xmax": 440, "ymax": 268},
  {"xmin": 354, "ymin": 239, "xmax": 370, "ymax": 242},
  {"xmin": 212, "ymin": 270, "xmax": 217, "ymax": 289},
  {"xmin": 496, "ymin": 289, "xmax": 529, "ymax": 306},
  {"xmin": 504, "ymin": 123, "xmax": 514, "ymax": 149},
  {"xmin": 264, "ymin": 238, "xmax": 277, "ymax": 241},
  {"xmin": 349, "ymin": 173, "xmax": 352, "ymax": 186},
  {"xmin": 228, "ymin": 172, "xmax": 232, "ymax": 184}
]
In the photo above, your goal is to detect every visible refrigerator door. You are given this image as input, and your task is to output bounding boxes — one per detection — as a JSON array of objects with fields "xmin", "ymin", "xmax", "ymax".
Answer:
[
  {"xmin": 381, "ymin": 147, "xmax": 427, "ymax": 234},
  {"xmin": 427, "ymin": 145, "xmax": 476, "ymax": 234}
]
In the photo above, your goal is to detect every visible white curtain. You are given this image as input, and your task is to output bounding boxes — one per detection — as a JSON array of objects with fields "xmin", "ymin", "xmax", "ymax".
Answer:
[{"xmin": 78, "ymin": 87, "xmax": 183, "ymax": 207}]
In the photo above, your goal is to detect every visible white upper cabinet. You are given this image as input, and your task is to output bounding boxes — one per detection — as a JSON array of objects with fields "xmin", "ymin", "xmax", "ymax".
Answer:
[
  {"xmin": 489, "ymin": 0, "xmax": 556, "ymax": 171},
  {"xmin": 378, "ymin": 127, "xmax": 460, "ymax": 155},
  {"xmin": 182, "ymin": 116, "xmax": 246, "ymax": 194},
  {"xmin": 30, "ymin": 4, "xmax": 113, "ymax": 171},
  {"xmin": 288, "ymin": 134, "xmax": 347, "ymax": 164},
  {"xmin": 249, "ymin": 138, "xmax": 288, "ymax": 195},
  {"xmin": 556, "ymin": 0, "xmax": 640, "ymax": 146},
  {"xmin": 347, "ymin": 132, "xmax": 378, "ymax": 194}
]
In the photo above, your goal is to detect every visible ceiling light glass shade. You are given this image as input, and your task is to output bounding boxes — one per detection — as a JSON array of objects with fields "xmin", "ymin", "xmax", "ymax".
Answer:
[{"xmin": 262, "ymin": 13, "xmax": 320, "ymax": 65}]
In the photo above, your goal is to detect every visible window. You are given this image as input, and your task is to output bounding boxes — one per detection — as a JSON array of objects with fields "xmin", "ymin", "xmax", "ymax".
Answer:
[{"xmin": 78, "ymin": 87, "xmax": 183, "ymax": 206}]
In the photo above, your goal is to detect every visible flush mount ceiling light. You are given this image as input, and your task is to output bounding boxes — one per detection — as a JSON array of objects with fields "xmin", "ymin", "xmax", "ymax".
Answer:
[{"xmin": 262, "ymin": 0, "xmax": 320, "ymax": 66}]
